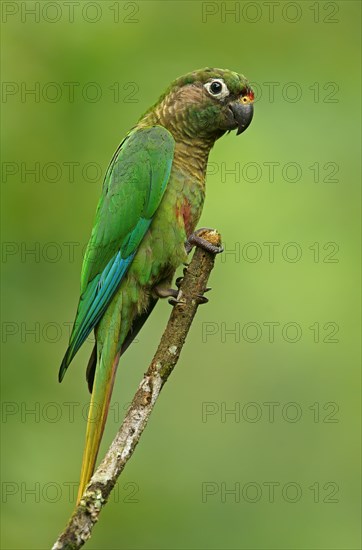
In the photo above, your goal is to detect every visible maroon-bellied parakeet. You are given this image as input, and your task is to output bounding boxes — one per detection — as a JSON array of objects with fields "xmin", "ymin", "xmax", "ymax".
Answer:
[{"xmin": 59, "ymin": 68, "xmax": 254, "ymax": 503}]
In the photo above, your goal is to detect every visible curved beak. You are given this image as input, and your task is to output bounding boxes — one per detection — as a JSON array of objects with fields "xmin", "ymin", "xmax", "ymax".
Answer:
[{"xmin": 229, "ymin": 101, "xmax": 254, "ymax": 135}]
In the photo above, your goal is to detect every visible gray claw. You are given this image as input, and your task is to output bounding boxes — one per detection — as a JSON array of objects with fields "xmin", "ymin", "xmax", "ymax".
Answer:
[
  {"xmin": 196, "ymin": 294, "xmax": 209, "ymax": 305},
  {"xmin": 168, "ymin": 290, "xmax": 185, "ymax": 307},
  {"xmin": 168, "ymin": 298, "xmax": 181, "ymax": 306}
]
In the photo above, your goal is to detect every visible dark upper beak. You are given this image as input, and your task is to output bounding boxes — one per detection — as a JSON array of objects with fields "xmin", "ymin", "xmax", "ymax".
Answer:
[{"xmin": 229, "ymin": 101, "xmax": 254, "ymax": 135}]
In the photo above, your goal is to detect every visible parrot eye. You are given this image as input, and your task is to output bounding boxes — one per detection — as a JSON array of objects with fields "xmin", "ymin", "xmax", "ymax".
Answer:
[
  {"xmin": 204, "ymin": 79, "xmax": 230, "ymax": 100},
  {"xmin": 210, "ymin": 81, "xmax": 222, "ymax": 94}
]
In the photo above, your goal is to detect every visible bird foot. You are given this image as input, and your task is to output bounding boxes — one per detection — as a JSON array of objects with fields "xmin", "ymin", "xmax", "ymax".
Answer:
[
  {"xmin": 185, "ymin": 227, "xmax": 224, "ymax": 255},
  {"xmin": 157, "ymin": 265, "xmax": 212, "ymax": 307},
  {"xmin": 168, "ymin": 289, "xmax": 210, "ymax": 306},
  {"xmin": 154, "ymin": 285, "xmax": 179, "ymax": 299}
]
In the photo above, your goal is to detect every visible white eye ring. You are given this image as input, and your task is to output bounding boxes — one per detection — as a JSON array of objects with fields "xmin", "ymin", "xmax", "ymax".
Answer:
[{"xmin": 204, "ymin": 79, "xmax": 230, "ymax": 100}]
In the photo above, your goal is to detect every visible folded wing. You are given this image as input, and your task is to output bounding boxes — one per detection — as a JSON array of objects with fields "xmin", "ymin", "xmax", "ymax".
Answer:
[{"xmin": 59, "ymin": 126, "xmax": 175, "ymax": 381}]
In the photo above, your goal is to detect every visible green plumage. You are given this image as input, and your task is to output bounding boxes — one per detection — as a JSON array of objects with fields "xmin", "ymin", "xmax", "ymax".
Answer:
[
  {"xmin": 59, "ymin": 68, "xmax": 254, "ymax": 502},
  {"xmin": 59, "ymin": 126, "xmax": 175, "ymax": 380}
]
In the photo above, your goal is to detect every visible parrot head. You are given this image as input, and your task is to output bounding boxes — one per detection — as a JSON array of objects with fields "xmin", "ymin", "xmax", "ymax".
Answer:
[{"xmin": 143, "ymin": 68, "xmax": 254, "ymax": 141}]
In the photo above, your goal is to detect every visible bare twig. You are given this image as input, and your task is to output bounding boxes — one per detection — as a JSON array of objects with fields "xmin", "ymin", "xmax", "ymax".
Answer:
[{"xmin": 52, "ymin": 229, "xmax": 222, "ymax": 550}]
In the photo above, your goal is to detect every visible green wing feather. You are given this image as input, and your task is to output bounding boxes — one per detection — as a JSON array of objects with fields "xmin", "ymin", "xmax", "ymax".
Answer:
[{"xmin": 59, "ymin": 125, "xmax": 175, "ymax": 381}]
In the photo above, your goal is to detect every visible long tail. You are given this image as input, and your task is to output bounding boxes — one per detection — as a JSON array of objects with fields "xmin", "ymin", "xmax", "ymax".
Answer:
[
  {"xmin": 76, "ymin": 347, "xmax": 121, "ymax": 504},
  {"xmin": 75, "ymin": 295, "xmax": 157, "ymax": 504}
]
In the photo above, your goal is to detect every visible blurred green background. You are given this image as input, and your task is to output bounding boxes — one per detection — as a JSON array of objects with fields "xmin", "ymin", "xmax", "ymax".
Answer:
[{"xmin": 1, "ymin": 1, "xmax": 361, "ymax": 549}]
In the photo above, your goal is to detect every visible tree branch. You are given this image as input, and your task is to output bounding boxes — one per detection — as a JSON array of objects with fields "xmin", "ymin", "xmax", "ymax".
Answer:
[{"xmin": 52, "ymin": 229, "xmax": 222, "ymax": 550}]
